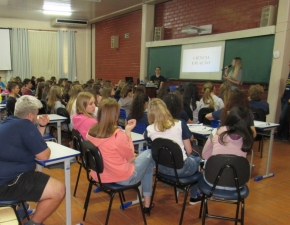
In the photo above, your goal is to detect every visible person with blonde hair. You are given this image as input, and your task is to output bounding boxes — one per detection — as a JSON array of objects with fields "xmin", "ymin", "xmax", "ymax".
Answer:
[
  {"xmin": 218, "ymin": 81, "xmax": 232, "ymax": 104},
  {"xmin": 46, "ymin": 86, "xmax": 65, "ymax": 114},
  {"xmin": 66, "ymin": 84, "xmax": 84, "ymax": 116},
  {"xmin": 114, "ymin": 80, "xmax": 126, "ymax": 99},
  {"xmin": 145, "ymin": 98, "xmax": 202, "ymax": 205},
  {"xmin": 72, "ymin": 92, "xmax": 97, "ymax": 139},
  {"xmin": 223, "ymin": 57, "xmax": 243, "ymax": 90},
  {"xmin": 248, "ymin": 84, "xmax": 269, "ymax": 114},
  {"xmin": 198, "ymin": 82, "xmax": 224, "ymax": 111},
  {"xmin": 87, "ymin": 99, "xmax": 154, "ymax": 214}
]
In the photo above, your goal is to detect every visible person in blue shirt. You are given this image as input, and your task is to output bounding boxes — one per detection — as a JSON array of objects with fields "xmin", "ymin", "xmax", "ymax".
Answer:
[
  {"xmin": 0, "ymin": 76, "xmax": 6, "ymax": 90},
  {"xmin": 0, "ymin": 95, "xmax": 65, "ymax": 225},
  {"xmin": 275, "ymin": 61, "xmax": 290, "ymax": 141},
  {"xmin": 248, "ymin": 84, "xmax": 269, "ymax": 114}
]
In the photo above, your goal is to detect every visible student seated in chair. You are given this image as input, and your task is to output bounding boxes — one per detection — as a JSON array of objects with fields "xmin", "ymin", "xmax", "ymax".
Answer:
[
  {"xmin": 0, "ymin": 95, "xmax": 65, "ymax": 225},
  {"xmin": 248, "ymin": 84, "xmax": 269, "ymax": 115}
]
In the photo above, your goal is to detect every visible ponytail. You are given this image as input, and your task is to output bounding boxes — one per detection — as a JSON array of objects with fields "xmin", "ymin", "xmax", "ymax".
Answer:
[{"xmin": 202, "ymin": 82, "xmax": 214, "ymax": 110}]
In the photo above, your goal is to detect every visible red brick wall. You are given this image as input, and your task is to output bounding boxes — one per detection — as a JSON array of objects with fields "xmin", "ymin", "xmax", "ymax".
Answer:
[
  {"xmin": 94, "ymin": 10, "xmax": 142, "ymax": 85},
  {"xmin": 155, "ymin": 0, "xmax": 279, "ymax": 40}
]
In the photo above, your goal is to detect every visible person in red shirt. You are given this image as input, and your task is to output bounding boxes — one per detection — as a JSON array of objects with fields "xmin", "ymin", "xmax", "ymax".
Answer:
[{"xmin": 22, "ymin": 78, "xmax": 34, "ymax": 96}]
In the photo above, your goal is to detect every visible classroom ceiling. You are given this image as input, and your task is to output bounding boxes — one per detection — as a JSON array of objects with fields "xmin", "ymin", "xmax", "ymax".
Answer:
[{"xmin": 0, "ymin": 0, "xmax": 167, "ymax": 23}]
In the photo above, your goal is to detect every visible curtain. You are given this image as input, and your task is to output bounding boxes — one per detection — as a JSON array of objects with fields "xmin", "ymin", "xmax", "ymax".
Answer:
[
  {"xmin": 28, "ymin": 31, "xmax": 58, "ymax": 81},
  {"xmin": 57, "ymin": 31, "xmax": 76, "ymax": 81},
  {"xmin": 7, "ymin": 28, "xmax": 31, "ymax": 81}
]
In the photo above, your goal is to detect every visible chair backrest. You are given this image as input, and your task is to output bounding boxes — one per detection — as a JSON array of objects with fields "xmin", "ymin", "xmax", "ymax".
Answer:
[
  {"xmin": 152, "ymin": 138, "xmax": 184, "ymax": 169},
  {"xmin": 119, "ymin": 108, "xmax": 126, "ymax": 120},
  {"xmin": 198, "ymin": 108, "xmax": 214, "ymax": 125},
  {"xmin": 39, "ymin": 100, "xmax": 47, "ymax": 115},
  {"xmin": 57, "ymin": 107, "xmax": 70, "ymax": 124},
  {"xmin": 250, "ymin": 107, "xmax": 266, "ymax": 122},
  {"xmin": 72, "ymin": 129, "xmax": 83, "ymax": 153},
  {"xmin": 132, "ymin": 122, "xmax": 147, "ymax": 134},
  {"xmin": 204, "ymin": 154, "xmax": 250, "ymax": 189},
  {"xmin": 82, "ymin": 140, "xmax": 104, "ymax": 175}
]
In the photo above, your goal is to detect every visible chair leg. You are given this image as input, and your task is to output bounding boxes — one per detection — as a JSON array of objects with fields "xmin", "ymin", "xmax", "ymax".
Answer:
[
  {"xmin": 174, "ymin": 185, "xmax": 178, "ymax": 203},
  {"xmin": 73, "ymin": 163, "xmax": 82, "ymax": 196},
  {"xmin": 135, "ymin": 187, "xmax": 147, "ymax": 225},
  {"xmin": 20, "ymin": 201, "xmax": 30, "ymax": 221},
  {"xmin": 105, "ymin": 192, "xmax": 115, "ymax": 225},
  {"xmin": 241, "ymin": 199, "xmax": 245, "ymax": 225},
  {"xmin": 121, "ymin": 191, "xmax": 126, "ymax": 202},
  {"xmin": 148, "ymin": 177, "xmax": 158, "ymax": 216},
  {"xmin": 179, "ymin": 185, "xmax": 190, "ymax": 225},
  {"xmin": 199, "ymin": 194, "xmax": 205, "ymax": 218},
  {"xmin": 260, "ymin": 139, "xmax": 264, "ymax": 158},
  {"xmin": 12, "ymin": 205, "xmax": 22, "ymax": 225},
  {"xmin": 119, "ymin": 192, "xmax": 125, "ymax": 210},
  {"xmin": 83, "ymin": 182, "xmax": 93, "ymax": 221},
  {"xmin": 202, "ymin": 197, "xmax": 208, "ymax": 225},
  {"xmin": 235, "ymin": 200, "xmax": 241, "ymax": 225}
]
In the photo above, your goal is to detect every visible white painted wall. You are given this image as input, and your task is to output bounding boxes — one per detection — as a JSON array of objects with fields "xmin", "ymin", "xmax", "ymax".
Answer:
[{"xmin": 0, "ymin": 17, "xmax": 91, "ymax": 84}]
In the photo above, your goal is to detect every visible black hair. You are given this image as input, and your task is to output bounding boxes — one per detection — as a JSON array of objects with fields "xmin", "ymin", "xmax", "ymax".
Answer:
[
  {"xmin": 219, "ymin": 106, "xmax": 253, "ymax": 152},
  {"xmin": 163, "ymin": 93, "xmax": 182, "ymax": 119},
  {"xmin": 183, "ymin": 83, "xmax": 199, "ymax": 120},
  {"xmin": 155, "ymin": 66, "xmax": 161, "ymax": 70},
  {"xmin": 129, "ymin": 92, "xmax": 149, "ymax": 121},
  {"xmin": 23, "ymin": 78, "xmax": 31, "ymax": 86},
  {"xmin": 7, "ymin": 82, "xmax": 19, "ymax": 92}
]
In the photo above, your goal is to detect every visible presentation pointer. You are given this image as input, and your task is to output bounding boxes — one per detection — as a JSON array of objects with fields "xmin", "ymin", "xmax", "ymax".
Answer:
[{"xmin": 221, "ymin": 65, "xmax": 232, "ymax": 71}]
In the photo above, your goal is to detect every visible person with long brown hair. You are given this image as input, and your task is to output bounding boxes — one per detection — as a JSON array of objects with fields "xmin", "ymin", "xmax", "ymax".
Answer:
[
  {"xmin": 205, "ymin": 89, "xmax": 257, "ymax": 137},
  {"xmin": 72, "ymin": 92, "xmax": 97, "ymax": 139},
  {"xmin": 198, "ymin": 82, "xmax": 224, "ymax": 111},
  {"xmin": 145, "ymin": 99, "xmax": 202, "ymax": 205},
  {"xmin": 87, "ymin": 99, "xmax": 154, "ymax": 213},
  {"xmin": 223, "ymin": 57, "xmax": 243, "ymax": 90},
  {"xmin": 41, "ymin": 80, "xmax": 52, "ymax": 102},
  {"xmin": 218, "ymin": 81, "xmax": 232, "ymax": 104},
  {"xmin": 46, "ymin": 86, "xmax": 65, "ymax": 114},
  {"xmin": 127, "ymin": 92, "xmax": 149, "ymax": 126}
]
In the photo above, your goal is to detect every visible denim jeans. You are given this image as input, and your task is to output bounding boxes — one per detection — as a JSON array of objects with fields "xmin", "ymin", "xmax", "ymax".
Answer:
[
  {"xmin": 277, "ymin": 98, "xmax": 289, "ymax": 139},
  {"xmin": 116, "ymin": 150, "xmax": 154, "ymax": 196},
  {"xmin": 158, "ymin": 156, "xmax": 200, "ymax": 198}
]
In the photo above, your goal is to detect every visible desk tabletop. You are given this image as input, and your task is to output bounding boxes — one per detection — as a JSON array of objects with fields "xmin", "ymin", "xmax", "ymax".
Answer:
[
  {"xmin": 187, "ymin": 124, "xmax": 212, "ymax": 137},
  {"xmin": 35, "ymin": 142, "xmax": 80, "ymax": 166},
  {"xmin": 131, "ymin": 132, "xmax": 145, "ymax": 143},
  {"xmin": 254, "ymin": 120, "xmax": 279, "ymax": 129},
  {"xmin": 38, "ymin": 114, "xmax": 67, "ymax": 121}
]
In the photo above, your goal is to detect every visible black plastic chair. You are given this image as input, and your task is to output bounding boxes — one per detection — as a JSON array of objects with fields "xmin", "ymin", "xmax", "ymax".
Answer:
[
  {"xmin": 198, "ymin": 154, "xmax": 250, "ymax": 225},
  {"xmin": 56, "ymin": 107, "xmax": 72, "ymax": 139},
  {"xmin": 198, "ymin": 108, "xmax": 214, "ymax": 126},
  {"xmin": 72, "ymin": 129, "xmax": 84, "ymax": 197},
  {"xmin": 150, "ymin": 138, "xmax": 202, "ymax": 225},
  {"xmin": 0, "ymin": 200, "xmax": 30, "ymax": 224},
  {"xmin": 251, "ymin": 107, "xmax": 267, "ymax": 158},
  {"xmin": 82, "ymin": 140, "xmax": 147, "ymax": 225}
]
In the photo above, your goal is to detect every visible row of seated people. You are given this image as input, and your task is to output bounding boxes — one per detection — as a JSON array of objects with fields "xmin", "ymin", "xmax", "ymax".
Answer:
[{"xmin": 0, "ymin": 82, "xmax": 255, "ymax": 224}]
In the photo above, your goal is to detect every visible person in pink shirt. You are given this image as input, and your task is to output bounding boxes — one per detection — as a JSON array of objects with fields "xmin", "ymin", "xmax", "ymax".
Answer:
[
  {"xmin": 87, "ymin": 99, "xmax": 154, "ymax": 214},
  {"xmin": 72, "ymin": 92, "xmax": 97, "ymax": 139},
  {"xmin": 202, "ymin": 106, "xmax": 253, "ymax": 159}
]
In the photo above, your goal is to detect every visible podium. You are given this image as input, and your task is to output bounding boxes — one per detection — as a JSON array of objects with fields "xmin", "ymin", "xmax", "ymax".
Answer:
[{"xmin": 145, "ymin": 86, "xmax": 157, "ymax": 98}]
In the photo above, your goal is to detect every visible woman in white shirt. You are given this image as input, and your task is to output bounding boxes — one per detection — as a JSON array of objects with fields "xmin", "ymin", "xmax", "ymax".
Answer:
[{"xmin": 198, "ymin": 82, "xmax": 224, "ymax": 111}]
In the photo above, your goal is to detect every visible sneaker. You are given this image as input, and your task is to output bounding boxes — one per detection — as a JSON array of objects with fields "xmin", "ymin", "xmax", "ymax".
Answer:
[
  {"xmin": 274, "ymin": 135, "xmax": 288, "ymax": 142},
  {"xmin": 189, "ymin": 195, "xmax": 203, "ymax": 205}
]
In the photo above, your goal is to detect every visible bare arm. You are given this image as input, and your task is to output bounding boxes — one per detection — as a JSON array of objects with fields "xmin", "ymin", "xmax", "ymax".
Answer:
[
  {"xmin": 251, "ymin": 126, "xmax": 257, "ymax": 138},
  {"xmin": 205, "ymin": 113, "xmax": 214, "ymax": 120},
  {"xmin": 183, "ymin": 139, "xmax": 193, "ymax": 156}
]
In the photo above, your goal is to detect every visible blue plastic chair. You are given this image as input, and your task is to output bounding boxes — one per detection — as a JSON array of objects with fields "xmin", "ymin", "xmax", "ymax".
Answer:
[
  {"xmin": 132, "ymin": 122, "xmax": 147, "ymax": 134},
  {"xmin": 169, "ymin": 86, "xmax": 177, "ymax": 92}
]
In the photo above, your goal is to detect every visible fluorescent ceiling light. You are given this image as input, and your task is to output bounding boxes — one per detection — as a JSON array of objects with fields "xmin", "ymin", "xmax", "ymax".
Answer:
[
  {"xmin": 43, "ymin": 10, "xmax": 72, "ymax": 16},
  {"xmin": 43, "ymin": 1, "xmax": 71, "ymax": 15}
]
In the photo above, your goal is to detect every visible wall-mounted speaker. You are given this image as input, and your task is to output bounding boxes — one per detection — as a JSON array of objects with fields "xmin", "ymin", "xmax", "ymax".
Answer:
[
  {"xmin": 154, "ymin": 27, "xmax": 164, "ymax": 41},
  {"xmin": 260, "ymin": 5, "xmax": 277, "ymax": 27},
  {"xmin": 111, "ymin": 36, "xmax": 119, "ymax": 49}
]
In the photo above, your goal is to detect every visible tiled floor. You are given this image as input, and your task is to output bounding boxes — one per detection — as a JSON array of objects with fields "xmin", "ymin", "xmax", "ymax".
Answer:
[{"xmin": 23, "ymin": 139, "xmax": 290, "ymax": 225}]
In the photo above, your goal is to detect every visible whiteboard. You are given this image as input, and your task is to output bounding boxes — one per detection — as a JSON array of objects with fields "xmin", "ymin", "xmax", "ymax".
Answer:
[{"xmin": 0, "ymin": 29, "xmax": 12, "ymax": 70}]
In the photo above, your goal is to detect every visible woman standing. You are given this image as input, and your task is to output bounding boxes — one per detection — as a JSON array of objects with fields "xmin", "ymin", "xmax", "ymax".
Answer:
[{"xmin": 223, "ymin": 57, "xmax": 243, "ymax": 90}]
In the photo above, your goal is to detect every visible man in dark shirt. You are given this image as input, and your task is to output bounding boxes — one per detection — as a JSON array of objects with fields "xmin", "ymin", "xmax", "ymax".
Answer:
[
  {"xmin": 22, "ymin": 78, "xmax": 34, "ymax": 96},
  {"xmin": 6, "ymin": 81, "xmax": 19, "ymax": 116},
  {"xmin": 275, "ymin": 61, "xmax": 290, "ymax": 141},
  {"xmin": 150, "ymin": 66, "xmax": 166, "ymax": 92},
  {"xmin": 0, "ymin": 95, "xmax": 65, "ymax": 225}
]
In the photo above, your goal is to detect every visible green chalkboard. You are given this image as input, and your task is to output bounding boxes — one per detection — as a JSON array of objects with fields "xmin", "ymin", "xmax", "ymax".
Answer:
[
  {"xmin": 147, "ymin": 45, "xmax": 181, "ymax": 80},
  {"xmin": 147, "ymin": 35, "xmax": 274, "ymax": 83},
  {"xmin": 223, "ymin": 35, "xmax": 274, "ymax": 83}
]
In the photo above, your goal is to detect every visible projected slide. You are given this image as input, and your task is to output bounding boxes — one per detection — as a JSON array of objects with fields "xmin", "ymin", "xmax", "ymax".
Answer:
[{"xmin": 180, "ymin": 41, "xmax": 225, "ymax": 80}]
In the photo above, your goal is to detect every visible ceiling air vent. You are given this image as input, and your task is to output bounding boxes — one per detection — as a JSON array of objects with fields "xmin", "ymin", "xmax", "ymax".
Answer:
[{"xmin": 51, "ymin": 19, "xmax": 88, "ymax": 27}]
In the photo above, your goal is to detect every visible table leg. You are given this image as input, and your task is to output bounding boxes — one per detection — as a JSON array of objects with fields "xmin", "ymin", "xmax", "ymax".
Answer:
[
  {"xmin": 57, "ymin": 121, "xmax": 61, "ymax": 144},
  {"xmin": 254, "ymin": 128, "xmax": 275, "ymax": 181},
  {"xmin": 64, "ymin": 159, "xmax": 72, "ymax": 225},
  {"xmin": 37, "ymin": 164, "xmax": 42, "ymax": 172}
]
